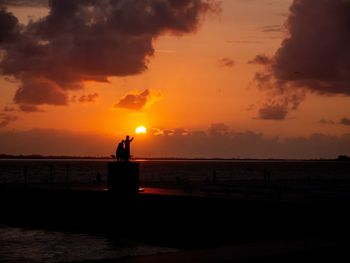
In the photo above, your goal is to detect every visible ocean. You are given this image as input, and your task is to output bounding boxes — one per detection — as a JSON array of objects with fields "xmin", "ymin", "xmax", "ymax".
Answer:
[
  {"xmin": 0, "ymin": 225, "xmax": 177, "ymax": 263},
  {"xmin": 1, "ymin": 159, "xmax": 350, "ymax": 185}
]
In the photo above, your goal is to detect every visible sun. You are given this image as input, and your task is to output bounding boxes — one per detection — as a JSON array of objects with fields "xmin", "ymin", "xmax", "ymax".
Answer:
[{"xmin": 135, "ymin": 126, "xmax": 147, "ymax": 134}]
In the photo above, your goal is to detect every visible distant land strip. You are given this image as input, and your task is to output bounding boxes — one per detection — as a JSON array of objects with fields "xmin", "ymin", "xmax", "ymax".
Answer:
[{"xmin": 0, "ymin": 154, "xmax": 349, "ymax": 161}]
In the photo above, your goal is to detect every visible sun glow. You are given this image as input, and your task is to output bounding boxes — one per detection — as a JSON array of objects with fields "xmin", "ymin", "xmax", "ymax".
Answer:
[{"xmin": 135, "ymin": 126, "xmax": 147, "ymax": 134}]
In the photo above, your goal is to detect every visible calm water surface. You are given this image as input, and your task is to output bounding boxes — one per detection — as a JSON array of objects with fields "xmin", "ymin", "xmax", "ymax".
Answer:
[
  {"xmin": 0, "ymin": 225, "xmax": 177, "ymax": 263},
  {"xmin": 1, "ymin": 159, "xmax": 350, "ymax": 184}
]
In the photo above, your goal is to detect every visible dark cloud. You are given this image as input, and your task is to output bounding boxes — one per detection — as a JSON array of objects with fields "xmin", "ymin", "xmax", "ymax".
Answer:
[
  {"xmin": 252, "ymin": 72, "xmax": 271, "ymax": 90},
  {"xmin": 227, "ymin": 40, "xmax": 262, "ymax": 44},
  {"xmin": 248, "ymin": 54, "xmax": 271, "ymax": 65},
  {"xmin": 219, "ymin": 57, "xmax": 234, "ymax": 67},
  {"xmin": 19, "ymin": 104, "xmax": 43, "ymax": 112},
  {"xmin": 3, "ymin": 76, "xmax": 18, "ymax": 83},
  {"xmin": 0, "ymin": 0, "xmax": 48, "ymax": 7},
  {"xmin": 272, "ymin": 0, "xmax": 350, "ymax": 95},
  {"xmin": 254, "ymin": 89, "xmax": 305, "ymax": 120},
  {"xmin": 319, "ymin": 118, "xmax": 335, "ymax": 125},
  {"xmin": 3, "ymin": 106, "xmax": 15, "ymax": 112},
  {"xmin": 114, "ymin": 89, "xmax": 150, "ymax": 111},
  {"xmin": 253, "ymin": 0, "xmax": 350, "ymax": 119},
  {"xmin": 14, "ymin": 76, "xmax": 68, "ymax": 106},
  {"xmin": 209, "ymin": 123, "xmax": 229, "ymax": 135},
  {"xmin": 258, "ymin": 102, "xmax": 288, "ymax": 120},
  {"xmin": 0, "ymin": 8, "xmax": 19, "ymax": 44},
  {"xmin": 78, "ymin": 93, "xmax": 99, "ymax": 103},
  {"xmin": 261, "ymin": 24, "xmax": 282, "ymax": 33},
  {"xmin": 0, "ymin": 0, "xmax": 218, "ymax": 107},
  {"xmin": 0, "ymin": 113, "xmax": 18, "ymax": 128},
  {"xmin": 340, "ymin": 117, "xmax": 350, "ymax": 126}
]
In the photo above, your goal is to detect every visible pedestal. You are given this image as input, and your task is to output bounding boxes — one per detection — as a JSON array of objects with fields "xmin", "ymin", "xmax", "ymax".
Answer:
[{"xmin": 107, "ymin": 162, "xmax": 140, "ymax": 198}]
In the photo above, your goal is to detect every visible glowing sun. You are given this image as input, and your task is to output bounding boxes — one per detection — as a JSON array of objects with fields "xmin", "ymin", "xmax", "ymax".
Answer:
[{"xmin": 135, "ymin": 126, "xmax": 147, "ymax": 134}]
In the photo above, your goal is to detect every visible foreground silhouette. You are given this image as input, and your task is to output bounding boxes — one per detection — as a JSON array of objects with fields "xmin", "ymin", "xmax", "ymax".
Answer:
[
  {"xmin": 115, "ymin": 135, "xmax": 134, "ymax": 162},
  {"xmin": 124, "ymin": 135, "xmax": 134, "ymax": 161},
  {"xmin": 116, "ymin": 140, "xmax": 125, "ymax": 162}
]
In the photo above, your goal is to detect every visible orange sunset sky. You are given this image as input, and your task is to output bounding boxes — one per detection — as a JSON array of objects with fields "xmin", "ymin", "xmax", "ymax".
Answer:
[{"xmin": 1, "ymin": 0, "xmax": 350, "ymax": 158}]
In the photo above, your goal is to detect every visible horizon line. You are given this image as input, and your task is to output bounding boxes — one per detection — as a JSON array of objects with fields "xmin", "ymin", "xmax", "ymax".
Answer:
[{"xmin": 0, "ymin": 154, "xmax": 348, "ymax": 161}]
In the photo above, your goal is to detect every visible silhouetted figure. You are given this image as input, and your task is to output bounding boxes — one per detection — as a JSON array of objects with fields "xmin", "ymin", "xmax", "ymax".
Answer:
[
  {"xmin": 124, "ymin": 135, "xmax": 134, "ymax": 162},
  {"xmin": 96, "ymin": 172, "xmax": 101, "ymax": 186},
  {"xmin": 176, "ymin": 176, "xmax": 182, "ymax": 188},
  {"xmin": 212, "ymin": 170, "xmax": 217, "ymax": 185},
  {"xmin": 49, "ymin": 164, "xmax": 54, "ymax": 189},
  {"xmin": 176, "ymin": 176, "xmax": 191, "ymax": 192},
  {"xmin": 116, "ymin": 140, "xmax": 125, "ymax": 162},
  {"xmin": 65, "ymin": 165, "xmax": 70, "ymax": 190},
  {"xmin": 186, "ymin": 180, "xmax": 193, "ymax": 194},
  {"xmin": 305, "ymin": 175, "xmax": 311, "ymax": 184},
  {"xmin": 23, "ymin": 166, "xmax": 28, "ymax": 186},
  {"xmin": 263, "ymin": 168, "xmax": 271, "ymax": 184},
  {"xmin": 181, "ymin": 178, "xmax": 192, "ymax": 193},
  {"xmin": 263, "ymin": 168, "xmax": 267, "ymax": 183}
]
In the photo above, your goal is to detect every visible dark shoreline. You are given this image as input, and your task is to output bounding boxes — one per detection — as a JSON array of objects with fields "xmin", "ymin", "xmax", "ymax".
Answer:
[
  {"xmin": 2, "ymin": 185, "xmax": 350, "ymax": 248},
  {"xmin": 2, "ymin": 182, "xmax": 350, "ymax": 262},
  {"xmin": 0, "ymin": 154, "xmax": 348, "ymax": 161},
  {"xmin": 2, "ymin": 159, "xmax": 350, "ymax": 262},
  {"xmin": 69, "ymin": 241, "xmax": 350, "ymax": 263}
]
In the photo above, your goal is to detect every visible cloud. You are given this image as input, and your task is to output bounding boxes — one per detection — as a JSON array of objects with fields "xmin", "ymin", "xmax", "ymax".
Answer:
[
  {"xmin": 114, "ymin": 89, "xmax": 150, "ymax": 111},
  {"xmin": 319, "ymin": 118, "xmax": 335, "ymax": 125},
  {"xmin": 0, "ymin": 113, "xmax": 18, "ymax": 128},
  {"xmin": 0, "ymin": 0, "xmax": 48, "ymax": 7},
  {"xmin": 208, "ymin": 123, "xmax": 229, "ymax": 135},
  {"xmin": 78, "ymin": 93, "xmax": 99, "ymax": 103},
  {"xmin": 19, "ymin": 104, "xmax": 43, "ymax": 112},
  {"xmin": 138, "ymin": 130, "xmax": 350, "ymax": 159},
  {"xmin": 227, "ymin": 40, "xmax": 262, "ymax": 44},
  {"xmin": 340, "ymin": 117, "xmax": 350, "ymax": 126},
  {"xmin": 261, "ymin": 24, "xmax": 282, "ymax": 33},
  {"xmin": 14, "ymin": 76, "xmax": 68, "ymax": 106},
  {"xmin": 3, "ymin": 106, "xmax": 15, "ymax": 112},
  {"xmin": 248, "ymin": 54, "xmax": 271, "ymax": 65},
  {"xmin": 150, "ymin": 128, "xmax": 164, "ymax": 136},
  {"xmin": 272, "ymin": 0, "xmax": 350, "ymax": 95},
  {"xmin": 258, "ymin": 102, "xmax": 288, "ymax": 120},
  {"xmin": 0, "ymin": 8, "xmax": 19, "ymax": 44},
  {"xmin": 253, "ymin": 0, "xmax": 350, "ymax": 119},
  {"xmin": 0, "ymin": 0, "xmax": 219, "ymax": 107},
  {"xmin": 219, "ymin": 57, "xmax": 234, "ymax": 67}
]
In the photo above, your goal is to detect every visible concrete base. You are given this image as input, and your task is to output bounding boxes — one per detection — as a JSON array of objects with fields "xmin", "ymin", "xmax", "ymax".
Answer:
[{"xmin": 107, "ymin": 162, "xmax": 139, "ymax": 198}]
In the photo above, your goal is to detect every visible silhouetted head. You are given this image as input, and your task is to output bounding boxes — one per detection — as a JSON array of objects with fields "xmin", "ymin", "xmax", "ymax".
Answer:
[
  {"xmin": 122, "ymin": 140, "xmax": 125, "ymax": 143},
  {"xmin": 126, "ymin": 135, "xmax": 130, "ymax": 139}
]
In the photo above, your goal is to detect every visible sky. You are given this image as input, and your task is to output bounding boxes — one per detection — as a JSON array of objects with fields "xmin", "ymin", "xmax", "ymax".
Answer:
[{"xmin": 1, "ymin": 0, "xmax": 350, "ymax": 158}]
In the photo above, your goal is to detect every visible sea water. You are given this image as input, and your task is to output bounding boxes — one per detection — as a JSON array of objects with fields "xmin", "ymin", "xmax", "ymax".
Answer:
[
  {"xmin": 0, "ymin": 225, "xmax": 177, "ymax": 263},
  {"xmin": 1, "ymin": 159, "xmax": 350, "ymax": 185}
]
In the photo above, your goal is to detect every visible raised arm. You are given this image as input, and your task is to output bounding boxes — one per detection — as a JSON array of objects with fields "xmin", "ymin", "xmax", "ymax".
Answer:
[{"xmin": 130, "ymin": 137, "xmax": 134, "ymax": 142}]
